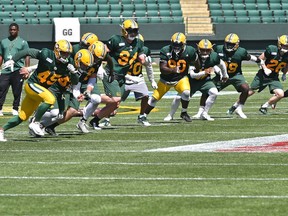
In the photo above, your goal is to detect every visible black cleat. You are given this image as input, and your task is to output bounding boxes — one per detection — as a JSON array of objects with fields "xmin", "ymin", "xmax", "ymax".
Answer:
[
  {"xmin": 45, "ymin": 127, "xmax": 58, "ymax": 136},
  {"xmin": 227, "ymin": 106, "xmax": 237, "ymax": 115},
  {"xmin": 180, "ymin": 112, "xmax": 192, "ymax": 122},
  {"xmin": 259, "ymin": 105, "xmax": 268, "ymax": 114},
  {"xmin": 89, "ymin": 118, "xmax": 102, "ymax": 130}
]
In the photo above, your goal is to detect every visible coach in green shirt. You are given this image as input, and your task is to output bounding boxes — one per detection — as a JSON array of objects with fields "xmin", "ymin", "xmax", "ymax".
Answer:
[{"xmin": 0, "ymin": 23, "xmax": 30, "ymax": 116}]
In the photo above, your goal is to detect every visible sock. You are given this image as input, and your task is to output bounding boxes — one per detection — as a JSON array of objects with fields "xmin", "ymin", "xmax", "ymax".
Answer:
[{"xmin": 34, "ymin": 103, "xmax": 52, "ymax": 122}]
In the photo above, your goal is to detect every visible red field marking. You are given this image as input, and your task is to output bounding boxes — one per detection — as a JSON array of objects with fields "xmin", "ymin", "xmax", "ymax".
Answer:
[{"xmin": 217, "ymin": 141, "xmax": 288, "ymax": 152}]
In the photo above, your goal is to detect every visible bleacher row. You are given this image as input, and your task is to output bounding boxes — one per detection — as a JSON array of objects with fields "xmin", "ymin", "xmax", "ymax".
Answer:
[
  {"xmin": 208, "ymin": 0, "xmax": 288, "ymax": 23},
  {"xmin": 0, "ymin": 0, "xmax": 183, "ymax": 24}
]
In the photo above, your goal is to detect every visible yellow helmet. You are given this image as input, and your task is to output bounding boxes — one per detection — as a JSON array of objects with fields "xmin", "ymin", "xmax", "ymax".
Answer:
[
  {"xmin": 278, "ymin": 35, "xmax": 288, "ymax": 54},
  {"xmin": 171, "ymin": 32, "xmax": 186, "ymax": 54},
  {"xmin": 80, "ymin": 32, "xmax": 98, "ymax": 48},
  {"xmin": 137, "ymin": 33, "xmax": 144, "ymax": 42},
  {"xmin": 197, "ymin": 39, "xmax": 213, "ymax": 60},
  {"xmin": 54, "ymin": 39, "xmax": 73, "ymax": 64},
  {"xmin": 88, "ymin": 41, "xmax": 108, "ymax": 64},
  {"xmin": 74, "ymin": 49, "xmax": 94, "ymax": 73},
  {"xmin": 224, "ymin": 33, "xmax": 240, "ymax": 52},
  {"xmin": 121, "ymin": 19, "xmax": 139, "ymax": 40}
]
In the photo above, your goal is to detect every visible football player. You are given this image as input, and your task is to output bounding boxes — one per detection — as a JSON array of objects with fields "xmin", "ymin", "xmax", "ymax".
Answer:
[
  {"xmin": 212, "ymin": 33, "xmax": 260, "ymax": 119},
  {"xmin": 164, "ymin": 38, "xmax": 228, "ymax": 122},
  {"xmin": 89, "ymin": 19, "xmax": 146, "ymax": 129},
  {"xmin": 142, "ymin": 32, "xmax": 198, "ymax": 126},
  {"xmin": 120, "ymin": 33, "xmax": 158, "ymax": 125},
  {"xmin": 0, "ymin": 40, "xmax": 78, "ymax": 141},
  {"xmin": 72, "ymin": 32, "xmax": 98, "ymax": 56},
  {"xmin": 249, "ymin": 35, "xmax": 288, "ymax": 114}
]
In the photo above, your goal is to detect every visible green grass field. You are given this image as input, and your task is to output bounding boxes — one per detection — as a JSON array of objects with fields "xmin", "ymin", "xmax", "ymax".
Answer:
[{"xmin": 1, "ymin": 63, "xmax": 288, "ymax": 215}]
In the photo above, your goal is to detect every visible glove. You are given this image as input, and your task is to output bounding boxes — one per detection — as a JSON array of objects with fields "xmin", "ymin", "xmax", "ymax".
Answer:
[
  {"xmin": 2, "ymin": 59, "xmax": 15, "ymax": 71},
  {"xmin": 67, "ymin": 63, "xmax": 77, "ymax": 74},
  {"xmin": 282, "ymin": 74, "xmax": 286, "ymax": 81},
  {"xmin": 151, "ymin": 80, "xmax": 158, "ymax": 89},
  {"xmin": 97, "ymin": 65, "xmax": 107, "ymax": 80},
  {"xmin": 263, "ymin": 68, "xmax": 272, "ymax": 76},
  {"xmin": 56, "ymin": 114, "xmax": 64, "ymax": 120},
  {"xmin": 83, "ymin": 90, "xmax": 91, "ymax": 99},
  {"xmin": 108, "ymin": 73, "xmax": 114, "ymax": 83}
]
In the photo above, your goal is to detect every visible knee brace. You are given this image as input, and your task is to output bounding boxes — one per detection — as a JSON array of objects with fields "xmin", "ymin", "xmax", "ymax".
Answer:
[
  {"xmin": 148, "ymin": 97, "xmax": 158, "ymax": 107},
  {"xmin": 90, "ymin": 94, "xmax": 101, "ymax": 105},
  {"xmin": 181, "ymin": 90, "xmax": 190, "ymax": 101}
]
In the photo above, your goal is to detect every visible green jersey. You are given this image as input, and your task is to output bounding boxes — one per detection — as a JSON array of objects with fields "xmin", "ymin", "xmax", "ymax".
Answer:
[
  {"xmin": 214, "ymin": 45, "xmax": 250, "ymax": 77},
  {"xmin": 159, "ymin": 45, "xmax": 197, "ymax": 82},
  {"xmin": 12, "ymin": 48, "xmax": 76, "ymax": 89},
  {"xmin": 192, "ymin": 51, "xmax": 220, "ymax": 80},
  {"xmin": 72, "ymin": 44, "xmax": 81, "ymax": 57},
  {"xmin": 105, "ymin": 35, "xmax": 144, "ymax": 80},
  {"xmin": 127, "ymin": 46, "xmax": 150, "ymax": 76},
  {"xmin": 0, "ymin": 36, "xmax": 29, "ymax": 74},
  {"xmin": 262, "ymin": 45, "xmax": 288, "ymax": 78}
]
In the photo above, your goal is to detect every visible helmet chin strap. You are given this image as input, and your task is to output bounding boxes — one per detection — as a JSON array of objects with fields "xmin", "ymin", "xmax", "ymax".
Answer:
[{"xmin": 127, "ymin": 35, "xmax": 136, "ymax": 41}]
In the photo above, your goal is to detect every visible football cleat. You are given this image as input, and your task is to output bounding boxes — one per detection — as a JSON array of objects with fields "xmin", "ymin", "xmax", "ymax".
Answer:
[
  {"xmin": 98, "ymin": 118, "xmax": 111, "ymax": 127},
  {"xmin": 192, "ymin": 113, "xmax": 202, "ymax": 119},
  {"xmin": 226, "ymin": 106, "xmax": 237, "ymax": 115},
  {"xmin": 163, "ymin": 114, "xmax": 173, "ymax": 121},
  {"xmin": 0, "ymin": 129, "xmax": 7, "ymax": 142},
  {"xmin": 29, "ymin": 121, "xmax": 44, "ymax": 136},
  {"xmin": 200, "ymin": 112, "xmax": 214, "ymax": 121},
  {"xmin": 259, "ymin": 105, "xmax": 268, "ymax": 114},
  {"xmin": 89, "ymin": 118, "xmax": 102, "ymax": 130},
  {"xmin": 180, "ymin": 112, "xmax": 192, "ymax": 122},
  {"xmin": 12, "ymin": 109, "xmax": 18, "ymax": 116},
  {"xmin": 235, "ymin": 108, "xmax": 247, "ymax": 119},
  {"xmin": 44, "ymin": 127, "xmax": 58, "ymax": 136},
  {"xmin": 138, "ymin": 115, "xmax": 151, "ymax": 126},
  {"xmin": 77, "ymin": 119, "xmax": 90, "ymax": 133}
]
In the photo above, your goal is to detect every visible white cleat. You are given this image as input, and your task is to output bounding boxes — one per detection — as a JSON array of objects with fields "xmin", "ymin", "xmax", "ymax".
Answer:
[
  {"xmin": 0, "ymin": 129, "xmax": 7, "ymax": 142},
  {"xmin": 235, "ymin": 108, "xmax": 247, "ymax": 119},
  {"xmin": 0, "ymin": 110, "xmax": 4, "ymax": 117},
  {"xmin": 192, "ymin": 113, "xmax": 202, "ymax": 119},
  {"xmin": 163, "ymin": 114, "xmax": 173, "ymax": 121},
  {"xmin": 200, "ymin": 112, "xmax": 215, "ymax": 121},
  {"xmin": 29, "ymin": 121, "xmax": 44, "ymax": 136},
  {"xmin": 77, "ymin": 119, "xmax": 90, "ymax": 133},
  {"xmin": 138, "ymin": 115, "xmax": 151, "ymax": 126},
  {"xmin": 98, "ymin": 118, "xmax": 111, "ymax": 127},
  {"xmin": 12, "ymin": 109, "xmax": 19, "ymax": 116}
]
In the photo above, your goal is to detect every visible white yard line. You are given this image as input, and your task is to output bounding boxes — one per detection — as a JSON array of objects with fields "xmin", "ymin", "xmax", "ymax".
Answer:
[
  {"xmin": 1, "ymin": 176, "xmax": 288, "ymax": 181},
  {"xmin": 0, "ymin": 193, "xmax": 288, "ymax": 199},
  {"xmin": 1, "ymin": 161, "xmax": 288, "ymax": 166}
]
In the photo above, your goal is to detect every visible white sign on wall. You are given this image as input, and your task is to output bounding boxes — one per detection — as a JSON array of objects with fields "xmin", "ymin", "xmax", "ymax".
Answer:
[{"xmin": 53, "ymin": 18, "xmax": 80, "ymax": 42}]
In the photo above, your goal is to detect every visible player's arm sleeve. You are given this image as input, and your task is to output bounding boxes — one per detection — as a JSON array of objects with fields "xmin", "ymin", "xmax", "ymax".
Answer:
[
  {"xmin": 12, "ymin": 48, "xmax": 41, "ymax": 62},
  {"xmin": 217, "ymin": 59, "xmax": 228, "ymax": 78}
]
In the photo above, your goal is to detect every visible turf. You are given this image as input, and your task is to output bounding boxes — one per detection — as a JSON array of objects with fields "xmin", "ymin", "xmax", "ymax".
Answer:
[{"xmin": 1, "ymin": 63, "xmax": 288, "ymax": 215}]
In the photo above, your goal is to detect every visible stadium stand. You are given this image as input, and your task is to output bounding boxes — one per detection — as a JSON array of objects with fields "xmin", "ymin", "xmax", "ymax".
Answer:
[
  {"xmin": 208, "ymin": 0, "xmax": 288, "ymax": 24},
  {"xmin": 0, "ymin": 0, "xmax": 183, "ymax": 25}
]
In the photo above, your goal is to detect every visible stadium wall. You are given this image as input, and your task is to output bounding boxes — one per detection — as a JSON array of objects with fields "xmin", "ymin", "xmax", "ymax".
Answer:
[{"xmin": 0, "ymin": 23, "xmax": 286, "ymax": 53}]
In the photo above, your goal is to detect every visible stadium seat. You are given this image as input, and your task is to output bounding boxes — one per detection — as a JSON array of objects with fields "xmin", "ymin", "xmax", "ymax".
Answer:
[
  {"xmin": 121, "ymin": 10, "xmax": 134, "ymax": 18},
  {"xmin": 221, "ymin": 4, "xmax": 234, "ymax": 10},
  {"xmin": 260, "ymin": 10, "xmax": 273, "ymax": 17},
  {"xmin": 257, "ymin": 3, "xmax": 269, "ymax": 10},
  {"xmin": 15, "ymin": 5, "xmax": 28, "ymax": 12},
  {"xmin": 247, "ymin": 10, "xmax": 260, "ymax": 17},
  {"xmin": 134, "ymin": 10, "xmax": 147, "ymax": 17},
  {"xmin": 262, "ymin": 16, "xmax": 274, "ymax": 23},
  {"xmin": 2, "ymin": 5, "xmax": 16, "ymax": 12},
  {"xmin": 170, "ymin": 3, "xmax": 181, "ymax": 11},
  {"xmin": 48, "ymin": 11, "xmax": 61, "ymax": 17},
  {"xmin": 233, "ymin": 4, "xmax": 245, "ymax": 10},
  {"xmin": 275, "ymin": 17, "xmax": 287, "ymax": 23},
  {"xmin": 273, "ymin": 10, "xmax": 286, "ymax": 17},
  {"xmin": 235, "ymin": 10, "xmax": 247, "ymax": 17},
  {"xmin": 24, "ymin": 11, "xmax": 36, "ymax": 18},
  {"xmin": 60, "ymin": 11, "xmax": 73, "ymax": 17},
  {"xmin": 109, "ymin": 0, "xmax": 120, "ymax": 4},
  {"xmin": 73, "ymin": 0, "xmax": 83, "ymax": 4},
  {"xmin": 0, "ymin": 12, "xmax": 12, "ymax": 19},
  {"xmin": 86, "ymin": 4, "xmax": 100, "ymax": 11},
  {"xmin": 72, "ymin": 11, "xmax": 85, "ymax": 17},
  {"xmin": 85, "ymin": 11, "xmax": 97, "ymax": 17},
  {"xmin": 63, "ymin": 4, "xmax": 75, "ymax": 11},
  {"xmin": 249, "ymin": 16, "xmax": 262, "ymax": 23},
  {"xmin": 146, "ymin": 10, "xmax": 159, "ymax": 17},
  {"xmin": 245, "ymin": 3, "xmax": 258, "ymax": 10},
  {"xmin": 1, "ymin": 18, "xmax": 16, "ymax": 24},
  {"xmin": 171, "ymin": 10, "xmax": 182, "ymax": 16},
  {"xmin": 39, "ymin": 18, "xmax": 52, "ymax": 24},
  {"xmin": 99, "ymin": 17, "xmax": 112, "ymax": 23},
  {"xmin": 222, "ymin": 10, "xmax": 235, "ymax": 16},
  {"xmin": 96, "ymin": 0, "xmax": 107, "ymax": 3},
  {"xmin": 160, "ymin": 10, "xmax": 171, "ymax": 17},
  {"xmin": 35, "ymin": 11, "xmax": 49, "ymax": 18},
  {"xmin": 27, "ymin": 5, "xmax": 40, "ymax": 12},
  {"xmin": 97, "ymin": 11, "xmax": 108, "ymax": 17},
  {"xmin": 225, "ymin": 16, "xmax": 237, "ymax": 23},
  {"xmin": 122, "ymin": 4, "xmax": 135, "ymax": 11},
  {"xmin": 269, "ymin": 3, "xmax": 282, "ymax": 10},
  {"xmin": 282, "ymin": 3, "xmax": 288, "ymax": 10},
  {"xmin": 210, "ymin": 10, "xmax": 223, "ymax": 16},
  {"xmin": 109, "ymin": 10, "xmax": 122, "ymax": 18},
  {"xmin": 237, "ymin": 16, "xmax": 250, "ymax": 23},
  {"xmin": 74, "ymin": 5, "xmax": 87, "ymax": 11},
  {"xmin": 50, "ymin": 5, "xmax": 62, "ymax": 11},
  {"xmin": 209, "ymin": 3, "xmax": 222, "ymax": 10}
]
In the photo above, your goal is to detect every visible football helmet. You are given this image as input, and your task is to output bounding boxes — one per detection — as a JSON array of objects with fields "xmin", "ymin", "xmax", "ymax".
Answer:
[
  {"xmin": 54, "ymin": 39, "xmax": 73, "ymax": 64},
  {"xmin": 88, "ymin": 41, "xmax": 108, "ymax": 64},
  {"xmin": 80, "ymin": 32, "xmax": 98, "ymax": 48},
  {"xmin": 278, "ymin": 35, "xmax": 288, "ymax": 54},
  {"xmin": 224, "ymin": 33, "xmax": 240, "ymax": 52},
  {"xmin": 121, "ymin": 19, "xmax": 139, "ymax": 41},
  {"xmin": 171, "ymin": 32, "xmax": 186, "ymax": 54},
  {"xmin": 197, "ymin": 39, "xmax": 213, "ymax": 60},
  {"xmin": 74, "ymin": 49, "xmax": 94, "ymax": 73},
  {"xmin": 137, "ymin": 33, "xmax": 144, "ymax": 42}
]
